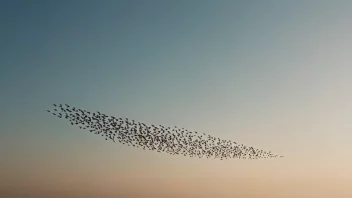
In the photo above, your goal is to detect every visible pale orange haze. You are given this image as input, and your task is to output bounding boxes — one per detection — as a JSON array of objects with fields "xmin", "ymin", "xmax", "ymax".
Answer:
[{"xmin": 1, "ymin": 0, "xmax": 352, "ymax": 198}]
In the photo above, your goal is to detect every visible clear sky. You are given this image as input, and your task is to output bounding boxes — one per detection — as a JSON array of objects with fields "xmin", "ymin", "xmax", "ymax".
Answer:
[{"xmin": 1, "ymin": 0, "xmax": 352, "ymax": 197}]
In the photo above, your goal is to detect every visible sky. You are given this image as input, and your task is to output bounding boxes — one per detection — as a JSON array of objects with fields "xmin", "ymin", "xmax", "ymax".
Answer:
[{"xmin": 1, "ymin": 0, "xmax": 352, "ymax": 197}]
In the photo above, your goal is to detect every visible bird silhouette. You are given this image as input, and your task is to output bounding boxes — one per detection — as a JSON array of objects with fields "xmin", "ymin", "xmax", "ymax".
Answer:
[{"xmin": 47, "ymin": 104, "xmax": 284, "ymax": 160}]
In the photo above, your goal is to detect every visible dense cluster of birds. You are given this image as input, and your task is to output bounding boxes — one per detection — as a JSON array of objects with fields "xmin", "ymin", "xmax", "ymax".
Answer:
[{"xmin": 47, "ymin": 104, "xmax": 283, "ymax": 160}]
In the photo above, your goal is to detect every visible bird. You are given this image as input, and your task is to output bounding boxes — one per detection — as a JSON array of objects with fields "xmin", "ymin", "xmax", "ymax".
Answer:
[{"xmin": 47, "ymin": 104, "xmax": 284, "ymax": 160}]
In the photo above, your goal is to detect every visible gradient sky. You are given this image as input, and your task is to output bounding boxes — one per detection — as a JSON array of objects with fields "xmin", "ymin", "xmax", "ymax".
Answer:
[{"xmin": 1, "ymin": 0, "xmax": 352, "ymax": 197}]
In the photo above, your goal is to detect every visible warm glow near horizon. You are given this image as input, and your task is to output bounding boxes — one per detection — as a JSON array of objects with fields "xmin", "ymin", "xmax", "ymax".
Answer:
[{"xmin": 1, "ymin": 0, "xmax": 352, "ymax": 197}]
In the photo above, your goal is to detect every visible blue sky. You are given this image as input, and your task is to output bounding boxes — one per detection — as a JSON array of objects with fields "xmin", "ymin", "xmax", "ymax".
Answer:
[{"xmin": 1, "ymin": 1, "xmax": 352, "ymax": 197}]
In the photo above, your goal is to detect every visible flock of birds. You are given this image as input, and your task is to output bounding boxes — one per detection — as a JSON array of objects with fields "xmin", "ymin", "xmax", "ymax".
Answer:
[{"xmin": 47, "ymin": 104, "xmax": 283, "ymax": 160}]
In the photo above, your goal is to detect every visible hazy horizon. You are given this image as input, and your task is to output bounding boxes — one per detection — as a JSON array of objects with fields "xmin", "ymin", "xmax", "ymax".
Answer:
[{"xmin": 1, "ymin": 0, "xmax": 352, "ymax": 197}]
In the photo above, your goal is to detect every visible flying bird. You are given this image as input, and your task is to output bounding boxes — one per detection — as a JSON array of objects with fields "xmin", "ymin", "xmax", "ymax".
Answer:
[{"xmin": 47, "ymin": 104, "xmax": 284, "ymax": 160}]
